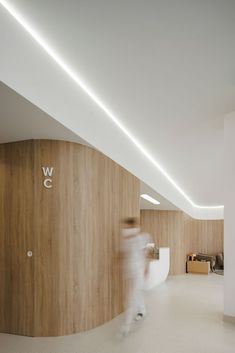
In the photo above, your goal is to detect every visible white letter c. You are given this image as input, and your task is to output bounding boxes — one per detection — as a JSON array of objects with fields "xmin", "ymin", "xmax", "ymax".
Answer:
[{"xmin": 44, "ymin": 178, "xmax": 52, "ymax": 189}]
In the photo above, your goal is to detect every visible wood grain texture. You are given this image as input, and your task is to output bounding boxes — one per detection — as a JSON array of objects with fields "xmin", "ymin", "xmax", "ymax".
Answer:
[
  {"xmin": 184, "ymin": 214, "xmax": 224, "ymax": 256},
  {"xmin": 0, "ymin": 141, "xmax": 34, "ymax": 336},
  {"xmin": 0, "ymin": 140, "xmax": 139, "ymax": 337},
  {"xmin": 140, "ymin": 210, "xmax": 185, "ymax": 275},
  {"xmin": 140, "ymin": 210, "xmax": 224, "ymax": 275}
]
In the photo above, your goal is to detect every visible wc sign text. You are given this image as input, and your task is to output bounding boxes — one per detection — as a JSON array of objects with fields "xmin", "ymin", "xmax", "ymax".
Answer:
[{"xmin": 42, "ymin": 167, "xmax": 54, "ymax": 189}]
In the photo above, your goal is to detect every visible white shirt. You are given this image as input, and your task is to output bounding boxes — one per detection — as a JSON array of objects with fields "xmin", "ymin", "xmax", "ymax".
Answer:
[{"xmin": 122, "ymin": 228, "xmax": 150, "ymax": 279}]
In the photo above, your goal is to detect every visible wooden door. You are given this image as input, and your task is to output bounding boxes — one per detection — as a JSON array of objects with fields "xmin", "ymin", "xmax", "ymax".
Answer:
[{"xmin": 0, "ymin": 141, "xmax": 34, "ymax": 336}]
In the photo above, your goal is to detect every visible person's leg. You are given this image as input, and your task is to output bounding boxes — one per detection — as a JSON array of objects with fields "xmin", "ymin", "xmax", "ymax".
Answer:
[
  {"xmin": 135, "ymin": 294, "xmax": 146, "ymax": 320},
  {"xmin": 135, "ymin": 274, "xmax": 146, "ymax": 320},
  {"xmin": 120, "ymin": 278, "xmax": 139, "ymax": 335}
]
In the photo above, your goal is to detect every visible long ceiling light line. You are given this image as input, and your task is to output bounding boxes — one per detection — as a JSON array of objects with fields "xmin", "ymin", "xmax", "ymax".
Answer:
[{"xmin": 1, "ymin": 0, "xmax": 224, "ymax": 210}]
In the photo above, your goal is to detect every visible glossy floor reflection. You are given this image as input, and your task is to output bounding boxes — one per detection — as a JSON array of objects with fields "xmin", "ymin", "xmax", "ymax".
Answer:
[{"xmin": 1, "ymin": 274, "xmax": 234, "ymax": 353}]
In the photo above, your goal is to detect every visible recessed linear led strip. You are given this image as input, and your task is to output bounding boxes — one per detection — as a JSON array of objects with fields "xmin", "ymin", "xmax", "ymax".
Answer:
[
  {"xmin": 141, "ymin": 194, "xmax": 160, "ymax": 205},
  {"xmin": 0, "ymin": 0, "xmax": 224, "ymax": 210}
]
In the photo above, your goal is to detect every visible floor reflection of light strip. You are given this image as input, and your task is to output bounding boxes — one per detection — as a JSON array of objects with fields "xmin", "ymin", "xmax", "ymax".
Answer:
[{"xmin": 0, "ymin": 0, "xmax": 224, "ymax": 210}]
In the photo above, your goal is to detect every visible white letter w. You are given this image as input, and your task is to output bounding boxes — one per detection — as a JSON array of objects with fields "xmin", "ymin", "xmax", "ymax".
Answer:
[{"xmin": 42, "ymin": 167, "xmax": 54, "ymax": 177}]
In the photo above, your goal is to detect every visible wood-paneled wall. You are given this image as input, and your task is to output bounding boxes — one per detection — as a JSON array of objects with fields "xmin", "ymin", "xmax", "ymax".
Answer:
[
  {"xmin": 184, "ymin": 214, "xmax": 224, "ymax": 256},
  {"xmin": 0, "ymin": 141, "xmax": 34, "ymax": 336},
  {"xmin": 0, "ymin": 140, "xmax": 140, "ymax": 337},
  {"xmin": 140, "ymin": 210, "xmax": 224, "ymax": 275}
]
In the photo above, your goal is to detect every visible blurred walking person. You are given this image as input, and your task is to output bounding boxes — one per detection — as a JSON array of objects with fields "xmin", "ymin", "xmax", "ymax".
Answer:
[{"xmin": 119, "ymin": 217, "xmax": 150, "ymax": 336}]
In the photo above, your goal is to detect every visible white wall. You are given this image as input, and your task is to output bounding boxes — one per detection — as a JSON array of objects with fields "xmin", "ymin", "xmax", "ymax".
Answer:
[{"xmin": 224, "ymin": 112, "xmax": 235, "ymax": 317}]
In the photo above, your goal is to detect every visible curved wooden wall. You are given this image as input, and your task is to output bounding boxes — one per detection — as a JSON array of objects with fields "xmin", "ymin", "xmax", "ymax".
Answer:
[
  {"xmin": 140, "ymin": 210, "xmax": 224, "ymax": 275},
  {"xmin": 0, "ymin": 140, "xmax": 140, "ymax": 336}
]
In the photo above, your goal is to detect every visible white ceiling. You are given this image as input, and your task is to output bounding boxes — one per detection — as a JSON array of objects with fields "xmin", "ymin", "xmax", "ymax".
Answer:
[
  {"xmin": 1, "ymin": 0, "xmax": 234, "ymax": 218},
  {"xmin": 0, "ymin": 81, "xmax": 177, "ymax": 210},
  {"xmin": 0, "ymin": 82, "xmax": 88, "ymax": 145},
  {"xmin": 140, "ymin": 182, "xmax": 178, "ymax": 211}
]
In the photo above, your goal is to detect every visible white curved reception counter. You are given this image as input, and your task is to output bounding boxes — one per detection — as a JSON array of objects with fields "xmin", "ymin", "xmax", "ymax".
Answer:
[{"xmin": 144, "ymin": 247, "xmax": 170, "ymax": 290}]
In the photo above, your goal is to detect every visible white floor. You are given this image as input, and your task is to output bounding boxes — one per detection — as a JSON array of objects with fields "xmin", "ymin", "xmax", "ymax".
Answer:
[{"xmin": 1, "ymin": 274, "xmax": 235, "ymax": 353}]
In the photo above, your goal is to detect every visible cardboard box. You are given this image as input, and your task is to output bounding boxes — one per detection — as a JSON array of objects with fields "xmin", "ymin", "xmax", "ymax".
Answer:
[{"xmin": 187, "ymin": 261, "xmax": 210, "ymax": 274}]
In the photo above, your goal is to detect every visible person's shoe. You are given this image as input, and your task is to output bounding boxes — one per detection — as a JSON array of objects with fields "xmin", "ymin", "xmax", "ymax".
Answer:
[{"xmin": 135, "ymin": 313, "xmax": 144, "ymax": 321}]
